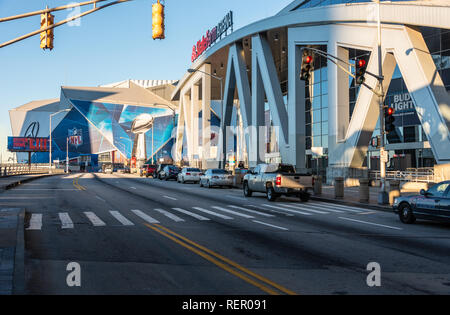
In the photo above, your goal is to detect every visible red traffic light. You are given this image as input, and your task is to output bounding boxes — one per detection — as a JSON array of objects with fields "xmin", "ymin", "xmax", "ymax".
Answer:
[
  {"xmin": 387, "ymin": 107, "xmax": 395, "ymax": 116},
  {"xmin": 305, "ymin": 55, "xmax": 313, "ymax": 64},
  {"xmin": 357, "ymin": 59, "xmax": 366, "ymax": 68}
]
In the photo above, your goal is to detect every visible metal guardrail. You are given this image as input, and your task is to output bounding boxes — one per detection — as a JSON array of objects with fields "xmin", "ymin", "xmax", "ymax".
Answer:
[
  {"xmin": 369, "ymin": 169, "xmax": 435, "ymax": 183},
  {"xmin": 0, "ymin": 163, "xmax": 51, "ymax": 177}
]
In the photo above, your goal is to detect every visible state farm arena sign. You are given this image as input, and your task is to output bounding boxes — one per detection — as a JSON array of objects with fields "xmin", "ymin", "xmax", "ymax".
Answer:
[{"xmin": 191, "ymin": 11, "xmax": 233, "ymax": 63}]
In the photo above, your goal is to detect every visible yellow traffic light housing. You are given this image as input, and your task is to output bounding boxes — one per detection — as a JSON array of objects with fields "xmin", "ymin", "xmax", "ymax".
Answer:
[
  {"xmin": 40, "ymin": 12, "xmax": 54, "ymax": 50},
  {"xmin": 152, "ymin": 0, "xmax": 165, "ymax": 40}
]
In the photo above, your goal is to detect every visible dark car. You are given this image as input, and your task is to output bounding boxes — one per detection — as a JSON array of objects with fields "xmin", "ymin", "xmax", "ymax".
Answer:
[
  {"xmin": 154, "ymin": 164, "xmax": 172, "ymax": 179},
  {"xmin": 393, "ymin": 181, "xmax": 450, "ymax": 224},
  {"xmin": 159, "ymin": 165, "xmax": 181, "ymax": 181}
]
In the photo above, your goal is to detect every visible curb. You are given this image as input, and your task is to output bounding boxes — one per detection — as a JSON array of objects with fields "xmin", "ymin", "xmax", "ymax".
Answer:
[
  {"xmin": 1, "ymin": 174, "xmax": 54, "ymax": 191},
  {"xmin": 311, "ymin": 195, "xmax": 392, "ymax": 213}
]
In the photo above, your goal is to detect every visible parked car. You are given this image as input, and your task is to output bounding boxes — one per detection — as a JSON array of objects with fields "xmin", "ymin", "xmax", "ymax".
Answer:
[
  {"xmin": 154, "ymin": 163, "xmax": 172, "ymax": 179},
  {"xmin": 177, "ymin": 168, "xmax": 202, "ymax": 184},
  {"xmin": 159, "ymin": 165, "xmax": 181, "ymax": 181},
  {"xmin": 199, "ymin": 169, "xmax": 234, "ymax": 188},
  {"xmin": 140, "ymin": 164, "xmax": 156, "ymax": 178},
  {"xmin": 243, "ymin": 163, "xmax": 313, "ymax": 202},
  {"xmin": 102, "ymin": 163, "xmax": 113, "ymax": 175},
  {"xmin": 393, "ymin": 181, "xmax": 450, "ymax": 224}
]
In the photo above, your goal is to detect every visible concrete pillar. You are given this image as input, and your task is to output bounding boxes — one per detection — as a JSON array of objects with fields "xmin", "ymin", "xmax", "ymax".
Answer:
[
  {"xmin": 359, "ymin": 178, "xmax": 370, "ymax": 203},
  {"xmin": 191, "ymin": 84, "xmax": 200, "ymax": 166},
  {"xmin": 389, "ymin": 180, "xmax": 401, "ymax": 206},
  {"xmin": 313, "ymin": 175, "xmax": 322, "ymax": 196},
  {"xmin": 335, "ymin": 177, "xmax": 344, "ymax": 199},
  {"xmin": 201, "ymin": 64, "xmax": 212, "ymax": 166},
  {"xmin": 251, "ymin": 54, "xmax": 266, "ymax": 167}
]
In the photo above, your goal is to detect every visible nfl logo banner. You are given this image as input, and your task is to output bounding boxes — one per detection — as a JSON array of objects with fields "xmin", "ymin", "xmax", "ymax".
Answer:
[{"xmin": 68, "ymin": 128, "xmax": 83, "ymax": 148}]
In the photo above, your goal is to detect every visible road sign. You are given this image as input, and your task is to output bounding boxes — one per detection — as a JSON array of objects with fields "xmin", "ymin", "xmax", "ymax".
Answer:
[{"xmin": 380, "ymin": 149, "xmax": 388, "ymax": 163}]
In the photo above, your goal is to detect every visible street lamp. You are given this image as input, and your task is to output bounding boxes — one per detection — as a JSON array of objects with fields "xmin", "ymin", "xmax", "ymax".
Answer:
[
  {"xmin": 49, "ymin": 108, "xmax": 71, "ymax": 174},
  {"xmin": 187, "ymin": 68, "xmax": 224, "ymax": 167}
]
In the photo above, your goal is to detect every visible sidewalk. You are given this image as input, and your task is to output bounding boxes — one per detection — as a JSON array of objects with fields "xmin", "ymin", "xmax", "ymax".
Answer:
[
  {"xmin": 0, "ymin": 173, "xmax": 55, "ymax": 295},
  {"xmin": 313, "ymin": 185, "xmax": 396, "ymax": 212}
]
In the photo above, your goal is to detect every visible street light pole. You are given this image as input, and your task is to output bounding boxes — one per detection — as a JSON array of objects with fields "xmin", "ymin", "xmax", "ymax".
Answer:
[
  {"xmin": 375, "ymin": 0, "xmax": 389, "ymax": 204},
  {"xmin": 187, "ymin": 68, "xmax": 224, "ymax": 168},
  {"xmin": 66, "ymin": 137, "xmax": 69, "ymax": 173}
]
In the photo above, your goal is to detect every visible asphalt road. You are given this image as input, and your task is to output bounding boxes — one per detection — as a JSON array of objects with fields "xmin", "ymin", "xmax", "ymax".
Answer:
[{"xmin": 1, "ymin": 173, "xmax": 450, "ymax": 295}]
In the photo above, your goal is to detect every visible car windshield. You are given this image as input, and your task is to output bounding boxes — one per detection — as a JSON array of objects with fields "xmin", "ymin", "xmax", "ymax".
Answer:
[
  {"xmin": 187, "ymin": 168, "xmax": 201, "ymax": 172},
  {"xmin": 212, "ymin": 169, "xmax": 229, "ymax": 174}
]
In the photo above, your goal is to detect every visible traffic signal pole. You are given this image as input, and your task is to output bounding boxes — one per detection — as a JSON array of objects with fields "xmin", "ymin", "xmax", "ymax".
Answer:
[{"xmin": 0, "ymin": 0, "xmax": 133, "ymax": 49}]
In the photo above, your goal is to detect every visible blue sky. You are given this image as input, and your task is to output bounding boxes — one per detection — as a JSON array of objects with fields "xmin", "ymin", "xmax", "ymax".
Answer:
[{"xmin": 0, "ymin": 0, "xmax": 293, "ymax": 161}]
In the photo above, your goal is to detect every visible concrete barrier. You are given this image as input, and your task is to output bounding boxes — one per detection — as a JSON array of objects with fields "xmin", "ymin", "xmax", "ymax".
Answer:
[
  {"xmin": 335, "ymin": 177, "xmax": 344, "ymax": 199},
  {"xmin": 359, "ymin": 179, "xmax": 370, "ymax": 203}
]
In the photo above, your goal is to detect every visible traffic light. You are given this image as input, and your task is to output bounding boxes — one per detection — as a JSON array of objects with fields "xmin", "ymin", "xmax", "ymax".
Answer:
[
  {"xmin": 300, "ymin": 54, "xmax": 313, "ymax": 81},
  {"xmin": 385, "ymin": 107, "xmax": 396, "ymax": 133},
  {"xmin": 355, "ymin": 58, "xmax": 367, "ymax": 86},
  {"xmin": 152, "ymin": 0, "xmax": 165, "ymax": 40},
  {"xmin": 40, "ymin": 12, "xmax": 54, "ymax": 50}
]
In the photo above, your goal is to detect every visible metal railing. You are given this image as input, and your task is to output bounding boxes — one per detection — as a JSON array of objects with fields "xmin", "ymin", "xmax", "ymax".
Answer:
[
  {"xmin": 369, "ymin": 168, "xmax": 435, "ymax": 183},
  {"xmin": 0, "ymin": 163, "xmax": 51, "ymax": 177}
]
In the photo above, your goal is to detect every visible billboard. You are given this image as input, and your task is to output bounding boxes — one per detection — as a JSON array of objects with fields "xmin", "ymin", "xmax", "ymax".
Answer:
[{"xmin": 8, "ymin": 137, "xmax": 49, "ymax": 152}]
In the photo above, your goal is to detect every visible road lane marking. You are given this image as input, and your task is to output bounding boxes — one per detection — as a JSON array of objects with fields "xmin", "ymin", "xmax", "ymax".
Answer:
[
  {"xmin": 84, "ymin": 212, "xmax": 106, "ymax": 226},
  {"xmin": 163, "ymin": 196, "xmax": 178, "ymax": 201},
  {"xmin": 211, "ymin": 206, "xmax": 254, "ymax": 219},
  {"xmin": 153, "ymin": 209, "xmax": 185, "ymax": 222},
  {"xmin": 144, "ymin": 224, "xmax": 297, "ymax": 295},
  {"xmin": 132, "ymin": 210, "xmax": 160, "ymax": 224},
  {"xmin": 262, "ymin": 204, "xmax": 313, "ymax": 216},
  {"xmin": 227, "ymin": 205, "xmax": 275, "ymax": 217},
  {"xmin": 109, "ymin": 211, "xmax": 135, "ymax": 226},
  {"xmin": 130, "ymin": 187, "xmax": 137, "ymax": 190},
  {"xmin": 171, "ymin": 208, "xmax": 210, "ymax": 221},
  {"xmin": 27, "ymin": 214, "xmax": 42, "ymax": 230},
  {"xmin": 252, "ymin": 220, "xmax": 289, "ymax": 231},
  {"xmin": 358, "ymin": 211, "xmax": 377, "ymax": 215},
  {"xmin": 339, "ymin": 217, "xmax": 403, "ymax": 230},
  {"xmin": 281, "ymin": 204, "xmax": 329, "ymax": 214},
  {"xmin": 192, "ymin": 207, "xmax": 233, "ymax": 220},
  {"xmin": 59, "ymin": 213, "xmax": 74, "ymax": 229},
  {"xmin": 95, "ymin": 196, "xmax": 106, "ymax": 202}
]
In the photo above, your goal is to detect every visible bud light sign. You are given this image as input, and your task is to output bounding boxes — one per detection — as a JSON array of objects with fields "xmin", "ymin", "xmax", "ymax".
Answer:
[{"xmin": 68, "ymin": 128, "xmax": 83, "ymax": 148}]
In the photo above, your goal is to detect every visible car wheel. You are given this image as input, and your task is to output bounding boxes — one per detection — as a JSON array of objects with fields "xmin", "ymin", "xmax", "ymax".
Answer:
[
  {"xmin": 199, "ymin": 180, "xmax": 203, "ymax": 187},
  {"xmin": 299, "ymin": 192, "xmax": 310, "ymax": 202},
  {"xmin": 207, "ymin": 180, "xmax": 211, "ymax": 189},
  {"xmin": 243, "ymin": 182, "xmax": 253, "ymax": 197},
  {"xmin": 266, "ymin": 186, "xmax": 278, "ymax": 202},
  {"xmin": 399, "ymin": 203, "xmax": 416, "ymax": 224}
]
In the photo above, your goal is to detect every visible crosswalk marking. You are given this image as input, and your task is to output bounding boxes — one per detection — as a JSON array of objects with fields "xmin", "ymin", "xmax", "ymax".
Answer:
[
  {"xmin": 59, "ymin": 213, "xmax": 74, "ymax": 229},
  {"xmin": 280, "ymin": 204, "xmax": 330, "ymax": 214},
  {"xmin": 211, "ymin": 206, "xmax": 254, "ymax": 219},
  {"xmin": 192, "ymin": 207, "xmax": 233, "ymax": 220},
  {"xmin": 84, "ymin": 212, "xmax": 107, "ymax": 226},
  {"xmin": 27, "ymin": 213, "xmax": 42, "ymax": 230},
  {"xmin": 153, "ymin": 209, "xmax": 185, "ymax": 222},
  {"xmin": 172, "ymin": 208, "xmax": 210, "ymax": 221},
  {"xmin": 247, "ymin": 205, "xmax": 295, "ymax": 216},
  {"xmin": 132, "ymin": 210, "xmax": 160, "ymax": 224},
  {"xmin": 109, "ymin": 211, "xmax": 135, "ymax": 226},
  {"xmin": 262, "ymin": 204, "xmax": 313, "ymax": 216},
  {"xmin": 227, "ymin": 205, "xmax": 275, "ymax": 217},
  {"xmin": 314, "ymin": 202, "xmax": 364, "ymax": 213},
  {"xmin": 295, "ymin": 203, "xmax": 345, "ymax": 213}
]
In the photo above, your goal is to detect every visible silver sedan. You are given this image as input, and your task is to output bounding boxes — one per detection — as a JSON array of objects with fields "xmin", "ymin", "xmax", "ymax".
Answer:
[{"xmin": 199, "ymin": 169, "xmax": 234, "ymax": 188}]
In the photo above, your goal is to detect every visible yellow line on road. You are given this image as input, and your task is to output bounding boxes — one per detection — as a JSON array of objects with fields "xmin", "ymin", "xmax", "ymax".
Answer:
[
  {"xmin": 73, "ymin": 177, "xmax": 86, "ymax": 191},
  {"xmin": 144, "ymin": 223, "xmax": 297, "ymax": 295}
]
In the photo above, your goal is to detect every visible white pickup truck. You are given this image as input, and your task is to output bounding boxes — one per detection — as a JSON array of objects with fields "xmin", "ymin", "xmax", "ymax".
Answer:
[{"xmin": 243, "ymin": 163, "xmax": 313, "ymax": 202}]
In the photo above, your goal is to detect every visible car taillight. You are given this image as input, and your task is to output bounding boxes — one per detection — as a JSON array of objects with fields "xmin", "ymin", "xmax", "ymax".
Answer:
[
  {"xmin": 186, "ymin": 173, "xmax": 191, "ymax": 176},
  {"xmin": 276, "ymin": 175, "xmax": 282, "ymax": 187}
]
